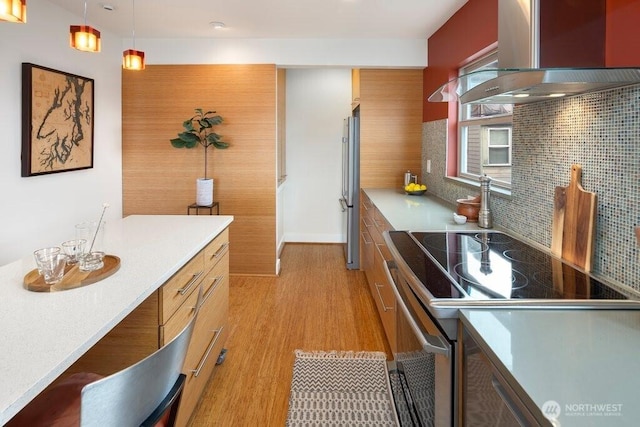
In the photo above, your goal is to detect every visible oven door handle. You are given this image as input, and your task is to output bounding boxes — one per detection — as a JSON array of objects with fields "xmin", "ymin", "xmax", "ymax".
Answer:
[{"xmin": 384, "ymin": 260, "xmax": 450, "ymax": 358}]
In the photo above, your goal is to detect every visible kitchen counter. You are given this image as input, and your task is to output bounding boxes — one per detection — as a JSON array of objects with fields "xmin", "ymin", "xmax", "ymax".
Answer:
[
  {"xmin": 460, "ymin": 309, "xmax": 640, "ymax": 426},
  {"xmin": 362, "ymin": 188, "xmax": 482, "ymax": 231},
  {"xmin": 0, "ymin": 214, "xmax": 233, "ymax": 425}
]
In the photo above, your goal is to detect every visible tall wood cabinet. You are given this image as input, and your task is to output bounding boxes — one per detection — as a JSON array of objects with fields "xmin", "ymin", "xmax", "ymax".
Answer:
[
  {"xmin": 357, "ymin": 69, "xmax": 422, "ymax": 351},
  {"xmin": 358, "ymin": 69, "xmax": 423, "ymax": 189}
]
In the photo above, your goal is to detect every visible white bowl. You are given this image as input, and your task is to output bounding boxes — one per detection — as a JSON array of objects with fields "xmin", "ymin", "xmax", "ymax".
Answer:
[{"xmin": 453, "ymin": 213, "xmax": 467, "ymax": 224}]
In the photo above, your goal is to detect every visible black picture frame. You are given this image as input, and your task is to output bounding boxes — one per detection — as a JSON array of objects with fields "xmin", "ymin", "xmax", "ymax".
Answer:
[{"xmin": 21, "ymin": 63, "xmax": 95, "ymax": 177}]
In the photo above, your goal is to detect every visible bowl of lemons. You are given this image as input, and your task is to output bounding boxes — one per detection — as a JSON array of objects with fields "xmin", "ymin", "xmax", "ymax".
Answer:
[{"xmin": 404, "ymin": 182, "xmax": 427, "ymax": 195}]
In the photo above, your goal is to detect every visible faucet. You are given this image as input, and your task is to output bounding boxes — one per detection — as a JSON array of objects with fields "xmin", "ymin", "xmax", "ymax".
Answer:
[{"xmin": 478, "ymin": 175, "xmax": 493, "ymax": 229}]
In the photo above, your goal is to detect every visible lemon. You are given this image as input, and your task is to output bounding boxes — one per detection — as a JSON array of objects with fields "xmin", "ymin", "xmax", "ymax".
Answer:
[{"xmin": 420, "ymin": 184, "xmax": 427, "ymax": 190}]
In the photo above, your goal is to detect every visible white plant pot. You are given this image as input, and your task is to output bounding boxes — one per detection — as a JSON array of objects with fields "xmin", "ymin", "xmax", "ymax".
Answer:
[{"xmin": 196, "ymin": 178, "xmax": 214, "ymax": 206}]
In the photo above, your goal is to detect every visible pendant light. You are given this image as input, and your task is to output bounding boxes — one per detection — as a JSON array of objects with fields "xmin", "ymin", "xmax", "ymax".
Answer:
[
  {"xmin": 123, "ymin": 0, "xmax": 145, "ymax": 70},
  {"xmin": 0, "ymin": 0, "xmax": 26, "ymax": 23},
  {"xmin": 70, "ymin": 1, "xmax": 101, "ymax": 52}
]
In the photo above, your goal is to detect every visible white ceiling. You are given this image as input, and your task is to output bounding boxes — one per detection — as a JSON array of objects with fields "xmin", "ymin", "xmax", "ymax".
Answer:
[{"xmin": 46, "ymin": 0, "xmax": 468, "ymax": 39}]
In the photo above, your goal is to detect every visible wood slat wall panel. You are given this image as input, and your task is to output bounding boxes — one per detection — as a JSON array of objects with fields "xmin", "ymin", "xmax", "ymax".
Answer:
[
  {"xmin": 122, "ymin": 64, "xmax": 277, "ymax": 275},
  {"xmin": 359, "ymin": 69, "xmax": 424, "ymax": 189}
]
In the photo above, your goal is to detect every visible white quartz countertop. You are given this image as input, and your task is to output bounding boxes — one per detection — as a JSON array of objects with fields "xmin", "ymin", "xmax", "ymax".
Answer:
[
  {"xmin": 362, "ymin": 188, "xmax": 482, "ymax": 231},
  {"xmin": 0, "ymin": 214, "xmax": 233, "ymax": 425},
  {"xmin": 460, "ymin": 309, "xmax": 640, "ymax": 426}
]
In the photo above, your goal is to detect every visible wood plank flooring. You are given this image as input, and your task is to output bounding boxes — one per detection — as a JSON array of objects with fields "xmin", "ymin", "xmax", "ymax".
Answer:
[{"xmin": 188, "ymin": 243, "xmax": 390, "ymax": 426}]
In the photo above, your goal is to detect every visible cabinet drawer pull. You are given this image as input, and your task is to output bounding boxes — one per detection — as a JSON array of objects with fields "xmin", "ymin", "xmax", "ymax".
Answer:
[
  {"xmin": 210, "ymin": 242, "xmax": 230, "ymax": 260},
  {"xmin": 362, "ymin": 217, "xmax": 373, "ymax": 227},
  {"xmin": 191, "ymin": 326, "xmax": 224, "ymax": 378},
  {"xmin": 178, "ymin": 270, "xmax": 203, "ymax": 295},
  {"xmin": 202, "ymin": 275, "xmax": 224, "ymax": 306},
  {"xmin": 361, "ymin": 232, "xmax": 372, "ymax": 245},
  {"xmin": 375, "ymin": 283, "xmax": 394, "ymax": 312}
]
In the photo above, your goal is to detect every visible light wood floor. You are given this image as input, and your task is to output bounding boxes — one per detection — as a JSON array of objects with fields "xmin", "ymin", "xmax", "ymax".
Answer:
[{"xmin": 188, "ymin": 243, "xmax": 390, "ymax": 426}]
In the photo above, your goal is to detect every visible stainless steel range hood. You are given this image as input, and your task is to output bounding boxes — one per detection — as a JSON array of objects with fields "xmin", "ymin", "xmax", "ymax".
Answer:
[{"xmin": 428, "ymin": 0, "xmax": 640, "ymax": 105}]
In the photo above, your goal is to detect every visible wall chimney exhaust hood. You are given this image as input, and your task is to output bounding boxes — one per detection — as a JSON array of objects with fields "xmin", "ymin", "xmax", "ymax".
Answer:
[{"xmin": 428, "ymin": 0, "xmax": 640, "ymax": 105}]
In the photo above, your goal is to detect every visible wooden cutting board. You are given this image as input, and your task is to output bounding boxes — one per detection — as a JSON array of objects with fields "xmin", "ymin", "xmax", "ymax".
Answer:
[{"xmin": 551, "ymin": 164, "xmax": 597, "ymax": 272}]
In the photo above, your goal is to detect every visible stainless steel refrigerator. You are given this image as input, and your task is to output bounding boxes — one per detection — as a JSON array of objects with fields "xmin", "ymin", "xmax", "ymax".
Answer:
[{"xmin": 339, "ymin": 114, "xmax": 360, "ymax": 270}]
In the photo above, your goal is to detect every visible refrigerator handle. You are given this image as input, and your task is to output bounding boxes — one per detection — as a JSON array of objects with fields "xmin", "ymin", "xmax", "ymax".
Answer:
[{"xmin": 339, "ymin": 198, "xmax": 347, "ymax": 212}]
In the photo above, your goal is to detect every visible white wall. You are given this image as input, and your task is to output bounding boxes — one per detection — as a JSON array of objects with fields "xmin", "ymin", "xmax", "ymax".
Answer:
[
  {"xmin": 133, "ymin": 38, "xmax": 427, "ymax": 68},
  {"xmin": 0, "ymin": 1, "xmax": 123, "ymax": 265},
  {"xmin": 0, "ymin": 1, "xmax": 428, "ymax": 266},
  {"xmin": 283, "ymin": 69, "xmax": 353, "ymax": 243}
]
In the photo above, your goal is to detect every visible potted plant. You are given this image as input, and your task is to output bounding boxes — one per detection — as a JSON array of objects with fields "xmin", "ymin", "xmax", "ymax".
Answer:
[{"xmin": 170, "ymin": 108, "xmax": 229, "ymax": 206}]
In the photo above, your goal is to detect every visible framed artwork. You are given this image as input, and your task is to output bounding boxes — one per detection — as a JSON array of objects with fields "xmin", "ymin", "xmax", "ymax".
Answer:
[{"xmin": 21, "ymin": 63, "xmax": 94, "ymax": 177}]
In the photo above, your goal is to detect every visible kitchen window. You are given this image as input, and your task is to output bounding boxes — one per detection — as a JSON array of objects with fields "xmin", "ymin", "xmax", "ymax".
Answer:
[{"xmin": 458, "ymin": 52, "xmax": 513, "ymax": 187}]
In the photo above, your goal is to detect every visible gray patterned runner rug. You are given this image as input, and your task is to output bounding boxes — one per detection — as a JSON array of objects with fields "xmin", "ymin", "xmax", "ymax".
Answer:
[{"xmin": 286, "ymin": 350, "xmax": 399, "ymax": 426}]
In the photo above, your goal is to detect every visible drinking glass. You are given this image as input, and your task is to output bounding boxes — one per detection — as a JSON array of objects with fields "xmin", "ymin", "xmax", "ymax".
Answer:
[
  {"xmin": 75, "ymin": 221, "xmax": 106, "ymax": 254},
  {"xmin": 76, "ymin": 221, "xmax": 106, "ymax": 271},
  {"xmin": 61, "ymin": 239, "xmax": 86, "ymax": 264},
  {"xmin": 79, "ymin": 251, "xmax": 105, "ymax": 271},
  {"xmin": 33, "ymin": 247, "xmax": 60, "ymax": 275},
  {"xmin": 34, "ymin": 250, "xmax": 67, "ymax": 284}
]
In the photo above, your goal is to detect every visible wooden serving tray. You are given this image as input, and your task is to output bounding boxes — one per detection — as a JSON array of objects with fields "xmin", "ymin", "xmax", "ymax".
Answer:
[{"xmin": 24, "ymin": 255, "xmax": 121, "ymax": 292}]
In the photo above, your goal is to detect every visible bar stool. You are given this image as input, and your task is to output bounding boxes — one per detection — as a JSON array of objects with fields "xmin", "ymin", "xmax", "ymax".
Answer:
[{"xmin": 6, "ymin": 304, "xmax": 199, "ymax": 427}]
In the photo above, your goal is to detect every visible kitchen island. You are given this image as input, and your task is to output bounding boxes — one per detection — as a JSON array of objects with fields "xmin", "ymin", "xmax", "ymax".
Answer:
[
  {"xmin": 460, "ymin": 309, "xmax": 640, "ymax": 426},
  {"xmin": 0, "ymin": 214, "xmax": 233, "ymax": 425}
]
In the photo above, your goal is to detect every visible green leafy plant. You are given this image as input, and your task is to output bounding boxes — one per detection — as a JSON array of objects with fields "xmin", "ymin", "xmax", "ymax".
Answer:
[{"xmin": 170, "ymin": 108, "xmax": 229, "ymax": 179}]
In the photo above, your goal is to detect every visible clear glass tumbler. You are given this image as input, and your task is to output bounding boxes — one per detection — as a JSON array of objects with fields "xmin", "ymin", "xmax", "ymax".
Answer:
[
  {"xmin": 33, "ymin": 247, "xmax": 61, "ymax": 275},
  {"xmin": 34, "ymin": 250, "xmax": 67, "ymax": 284},
  {"xmin": 61, "ymin": 239, "xmax": 86, "ymax": 264}
]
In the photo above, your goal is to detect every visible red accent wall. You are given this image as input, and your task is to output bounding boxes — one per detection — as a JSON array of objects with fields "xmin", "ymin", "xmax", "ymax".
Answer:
[
  {"xmin": 423, "ymin": 0, "xmax": 498, "ymax": 123},
  {"xmin": 606, "ymin": 0, "xmax": 640, "ymax": 66},
  {"xmin": 423, "ymin": 0, "xmax": 640, "ymax": 122},
  {"xmin": 540, "ymin": 0, "xmax": 606, "ymax": 67}
]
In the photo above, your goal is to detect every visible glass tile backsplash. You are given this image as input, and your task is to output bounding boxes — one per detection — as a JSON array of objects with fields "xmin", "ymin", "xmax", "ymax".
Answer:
[{"xmin": 422, "ymin": 85, "xmax": 640, "ymax": 291}]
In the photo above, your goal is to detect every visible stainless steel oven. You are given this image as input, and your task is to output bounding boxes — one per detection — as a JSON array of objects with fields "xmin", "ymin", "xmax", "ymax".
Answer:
[
  {"xmin": 383, "ymin": 230, "xmax": 639, "ymax": 427},
  {"xmin": 384, "ymin": 260, "xmax": 454, "ymax": 426}
]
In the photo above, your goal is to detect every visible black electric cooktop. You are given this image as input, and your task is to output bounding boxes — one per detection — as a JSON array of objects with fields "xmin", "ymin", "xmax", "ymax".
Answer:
[{"xmin": 388, "ymin": 231, "xmax": 630, "ymax": 301}]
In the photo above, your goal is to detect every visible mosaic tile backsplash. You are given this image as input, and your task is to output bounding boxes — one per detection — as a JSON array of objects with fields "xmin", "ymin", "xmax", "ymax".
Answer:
[{"xmin": 422, "ymin": 85, "xmax": 640, "ymax": 291}]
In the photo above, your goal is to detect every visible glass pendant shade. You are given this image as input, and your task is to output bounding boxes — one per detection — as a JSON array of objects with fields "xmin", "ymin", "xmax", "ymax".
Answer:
[
  {"xmin": 70, "ymin": 25, "xmax": 101, "ymax": 52},
  {"xmin": 0, "ymin": 0, "xmax": 26, "ymax": 23},
  {"xmin": 123, "ymin": 49, "xmax": 145, "ymax": 70}
]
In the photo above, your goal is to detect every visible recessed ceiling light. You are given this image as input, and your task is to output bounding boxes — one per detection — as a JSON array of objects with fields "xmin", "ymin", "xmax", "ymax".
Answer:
[{"xmin": 210, "ymin": 21, "xmax": 225, "ymax": 29}]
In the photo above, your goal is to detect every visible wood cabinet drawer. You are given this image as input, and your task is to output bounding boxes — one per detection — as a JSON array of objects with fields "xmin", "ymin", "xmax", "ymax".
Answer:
[
  {"xmin": 160, "ymin": 285, "xmax": 200, "ymax": 345},
  {"xmin": 177, "ymin": 275, "xmax": 229, "ymax": 427},
  {"xmin": 372, "ymin": 243, "xmax": 396, "ymax": 351},
  {"xmin": 361, "ymin": 193, "xmax": 374, "ymax": 220},
  {"xmin": 203, "ymin": 228, "xmax": 229, "ymax": 272},
  {"xmin": 159, "ymin": 252, "xmax": 205, "ymax": 324},
  {"xmin": 360, "ymin": 216, "xmax": 374, "ymax": 282},
  {"xmin": 201, "ymin": 247, "xmax": 229, "ymax": 297},
  {"xmin": 374, "ymin": 212, "xmax": 391, "ymax": 233}
]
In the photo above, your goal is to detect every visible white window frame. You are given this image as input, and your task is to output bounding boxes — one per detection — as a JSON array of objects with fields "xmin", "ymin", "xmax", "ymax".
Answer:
[
  {"xmin": 457, "ymin": 51, "xmax": 513, "ymax": 189},
  {"xmin": 483, "ymin": 127, "xmax": 512, "ymax": 166}
]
